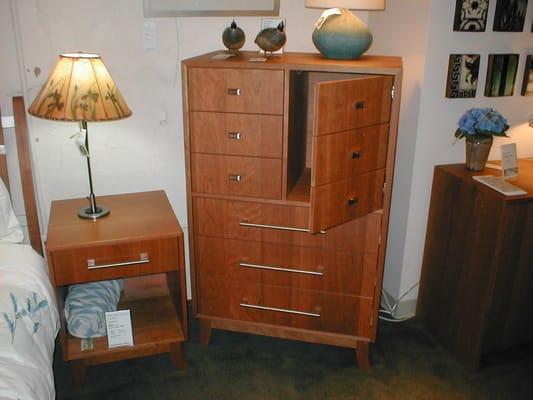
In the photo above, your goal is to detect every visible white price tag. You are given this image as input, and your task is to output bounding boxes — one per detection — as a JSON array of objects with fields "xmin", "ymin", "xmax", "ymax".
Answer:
[
  {"xmin": 315, "ymin": 8, "xmax": 342, "ymax": 30},
  {"xmin": 501, "ymin": 143, "xmax": 518, "ymax": 179},
  {"xmin": 105, "ymin": 310, "xmax": 134, "ymax": 348}
]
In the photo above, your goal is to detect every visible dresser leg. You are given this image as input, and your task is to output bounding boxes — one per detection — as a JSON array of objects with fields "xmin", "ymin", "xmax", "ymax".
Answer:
[
  {"xmin": 169, "ymin": 342, "xmax": 187, "ymax": 370},
  {"xmin": 71, "ymin": 360, "xmax": 86, "ymax": 388},
  {"xmin": 355, "ymin": 341, "xmax": 371, "ymax": 371},
  {"xmin": 199, "ymin": 319, "xmax": 212, "ymax": 346}
]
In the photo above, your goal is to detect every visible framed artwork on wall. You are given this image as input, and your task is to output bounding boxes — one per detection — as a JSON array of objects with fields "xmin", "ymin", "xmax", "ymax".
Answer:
[
  {"xmin": 453, "ymin": 0, "xmax": 489, "ymax": 31},
  {"xmin": 485, "ymin": 54, "xmax": 519, "ymax": 96},
  {"xmin": 446, "ymin": 54, "xmax": 481, "ymax": 98},
  {"xmin": 522, "ymin": 55, "xmax": 533, "ymax": 96},
  {"xmin": 143, "ymin": 0, "xmax": 280, "ymax": 17},
  {"xmin": 493, "ymin": 0, "xmax": 528, "ymax": 31}
]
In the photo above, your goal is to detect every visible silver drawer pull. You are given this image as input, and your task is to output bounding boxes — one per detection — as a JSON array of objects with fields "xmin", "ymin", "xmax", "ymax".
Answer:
[
  {"xmin": 239, "ymin": 221, "xmax": 326, "ymax": 235},
  {"xmin": 240, "ymin": 303, "xmax": 321, "ymax": 318},
  {"xmin": 87, "ymin": 252, "xmax": 149, "ymax": 270},
  {"xmin": 229, "ymin": 174, "xmax": 243, "ymax": 182},
  {"xmin": 240, "ymin": 262, "xmax": 324, "ymax": 276},
  {"xmin": 227, "ymin": 88, "xmax": 241, "ymax": 96},
  {"xmin": 228, "ymin": 132, "xmax": 242, "ymax": 140}
]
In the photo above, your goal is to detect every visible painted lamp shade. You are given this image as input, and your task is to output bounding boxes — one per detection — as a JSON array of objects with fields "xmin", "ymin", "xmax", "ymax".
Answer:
[
  {"xmin": 305, "ymin": 0, "xmax": 385, "ymax": 60},
  {"xmin": 28, "ymin": 53, "xmax": 131, "ymax": 122},
  {"xmin": 28, "ymin": 53, "xmax": 131, "ymax": 220}
]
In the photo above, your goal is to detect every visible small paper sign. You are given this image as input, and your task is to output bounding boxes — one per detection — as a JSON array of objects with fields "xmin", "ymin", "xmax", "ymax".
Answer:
[
  {"xmin": 212, "ymin": 53, "xmax": 235, "ymax": 60},
  {"xmin": 249, "ymin": 57, "xmax": 267, "ymax": 62},
  {"xmin": 315, "ymin": 8, "xmax": 342, "ymax": 30},
  {"xmin": 105, "ymin": 310, "xmax": 134, "ymax": 348},
  {"xmin": 501, "ymin": 143, "xmax": 518, "ymax": 179}
]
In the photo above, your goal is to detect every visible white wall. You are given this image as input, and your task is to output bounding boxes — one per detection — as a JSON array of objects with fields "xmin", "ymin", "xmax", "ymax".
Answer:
[
  {"xmin": 368, "ymin": 0, "xmax": 431, "ymax": 303},
  {"xmin": 398, "ymin": 0, "xmax": 533, "ymax": 310},
  {"xmin": 0, "ymin": 0, "xmax": 351, "ymax": 297}
]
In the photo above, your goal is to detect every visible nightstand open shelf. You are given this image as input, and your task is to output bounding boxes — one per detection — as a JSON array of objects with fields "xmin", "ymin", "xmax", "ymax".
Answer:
[
  {"xmin": 46, "ymin": 191, "xmax": 188, "ymax": 387},
  {"xmin": 66, "ymin": 293, "xmax": 185, "ymax": 361}
]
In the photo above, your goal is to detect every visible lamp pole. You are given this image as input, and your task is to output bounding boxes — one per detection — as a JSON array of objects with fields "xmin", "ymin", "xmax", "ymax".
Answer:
[{"xmin": 78, "ymin": 120, "xmax": 110, "ymax": 220}]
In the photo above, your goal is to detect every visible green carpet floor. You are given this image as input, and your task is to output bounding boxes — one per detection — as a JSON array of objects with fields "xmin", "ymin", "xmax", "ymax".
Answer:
[{"xmin": 54, "ymin": 317, "xmax": 533, "ymax": 399}]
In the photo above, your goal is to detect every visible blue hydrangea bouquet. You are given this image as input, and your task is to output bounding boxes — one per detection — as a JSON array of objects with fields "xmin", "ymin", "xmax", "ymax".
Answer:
[{"xmin": 455, "ymin": 108, "xmax": 509, "ymax": 140}]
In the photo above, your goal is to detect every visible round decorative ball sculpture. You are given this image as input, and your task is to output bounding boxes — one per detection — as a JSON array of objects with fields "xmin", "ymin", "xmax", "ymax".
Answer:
[{"xmin": 312, "ymin": 9, "xmax": 372, "ymax": 60}]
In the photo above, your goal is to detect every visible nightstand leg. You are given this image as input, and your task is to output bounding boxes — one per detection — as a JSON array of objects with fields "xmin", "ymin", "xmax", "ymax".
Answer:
[
  {"xmin": 355, "ymin": 341, "xmax": 371, "ymax": 371},
  {"xmin": 71, "ymin": 360, "xmax": 86, "ymax": 388},
  {"xmin": 169, "ymin": 342, "xmax": 187, "ymax": 370},
  {"xmin": 199, "ymin": 319, "xmax": 212, "ymax": 346}
]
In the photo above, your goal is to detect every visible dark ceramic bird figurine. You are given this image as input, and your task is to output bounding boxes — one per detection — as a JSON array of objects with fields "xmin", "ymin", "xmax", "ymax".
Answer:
[
  {"xmin": 222, "ymin": 20, "xmax": 245, "ymax": 54},
  {"xmin": 255, "ymin": 21, "xmax": 286, "ymax": 56}
]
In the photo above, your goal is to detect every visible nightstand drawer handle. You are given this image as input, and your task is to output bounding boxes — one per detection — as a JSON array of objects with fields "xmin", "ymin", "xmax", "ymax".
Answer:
[
  {"xmin": 87, "ymin": 252, "xmax": 149, "ymax": 270},
  {"xmin": 240, "ymin": 262, "xmax": 324, "ymax": 276},
  {"xmin": 240, "ymin": 302, "xmax": 321, "ymax": 318}
]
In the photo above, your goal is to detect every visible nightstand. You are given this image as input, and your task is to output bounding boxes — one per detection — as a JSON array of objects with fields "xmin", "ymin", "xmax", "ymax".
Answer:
[{"xmin": 46, "ymin": 191, "xmax": 188, "ymax": 386}]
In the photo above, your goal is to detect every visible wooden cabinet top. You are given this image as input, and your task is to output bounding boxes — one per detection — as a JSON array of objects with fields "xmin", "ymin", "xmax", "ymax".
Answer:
[
  {"xmin": 183, "ymin": 51, "xmax": 402, "ymax": 74},
  {"xmin": 46, "ymin": 191, "xmax": 182, "ymax": 250},
  {"xmin": 436, "ymin": 160, "xmax": 533, "ymax": 202}
]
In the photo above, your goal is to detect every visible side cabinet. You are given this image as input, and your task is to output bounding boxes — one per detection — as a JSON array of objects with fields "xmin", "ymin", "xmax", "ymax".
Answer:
[{"xmin": 182, "ymin": 52, "xmax": 402, "ymax": 369}]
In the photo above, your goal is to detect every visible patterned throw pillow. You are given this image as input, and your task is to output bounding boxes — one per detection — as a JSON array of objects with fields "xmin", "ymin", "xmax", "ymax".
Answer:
[{"xmin": 64, "ymin": 279, "xmax": 123, "ymax": 338}]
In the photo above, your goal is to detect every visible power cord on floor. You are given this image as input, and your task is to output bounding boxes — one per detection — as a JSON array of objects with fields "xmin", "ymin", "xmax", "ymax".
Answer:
[{"xmin": 378, "ymin": 281, "xmax": 419, "ymax": 323}]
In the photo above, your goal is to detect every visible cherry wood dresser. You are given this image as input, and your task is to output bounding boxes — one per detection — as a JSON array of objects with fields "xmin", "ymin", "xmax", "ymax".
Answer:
[{"xmin": 181, "ymin": 51, "xmax": 402, "ymax": 369}]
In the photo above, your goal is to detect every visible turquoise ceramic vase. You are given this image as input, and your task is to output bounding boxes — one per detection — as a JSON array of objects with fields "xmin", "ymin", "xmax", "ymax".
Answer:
[{"xmin": 312, "ymin": 9, "xmax": 372, "ymax": 59}]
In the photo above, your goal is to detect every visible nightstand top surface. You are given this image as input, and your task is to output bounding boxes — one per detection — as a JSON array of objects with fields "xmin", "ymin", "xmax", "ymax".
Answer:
[
  {"xmin": 46, "ymin": 191, "xmax": 182, "ymax": 250},
  {"xmin": 437, "ymin": 159, "xmax": 533, "ymax": 202}
]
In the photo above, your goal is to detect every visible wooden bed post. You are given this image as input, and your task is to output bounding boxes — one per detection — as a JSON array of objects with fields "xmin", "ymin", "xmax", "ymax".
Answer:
[{"xmin": 0, "ymin": 107, "xmax": 9, "ymax": 190}]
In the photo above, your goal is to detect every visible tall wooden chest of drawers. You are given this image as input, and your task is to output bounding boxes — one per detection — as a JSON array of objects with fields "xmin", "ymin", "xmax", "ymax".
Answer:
[{"xmin": 182, "ymin": 51, "xmax": 402, "ymax": 369}]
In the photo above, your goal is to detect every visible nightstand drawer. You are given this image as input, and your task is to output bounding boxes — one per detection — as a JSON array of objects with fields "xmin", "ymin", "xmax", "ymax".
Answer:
[
  {"xmin": 188, "ymin": 68, "xmax": 284, "ymax": 115},
  {"xmin": 190, "ymin": 112, "xmax": 283, "ymax": 158},
  {"xmin": 51, "ymin": 238, "xmax": 180, "ymax": 285},
  {"xmin": 191, "ymin": 154, "xmax": 282, "ymax": 199}
]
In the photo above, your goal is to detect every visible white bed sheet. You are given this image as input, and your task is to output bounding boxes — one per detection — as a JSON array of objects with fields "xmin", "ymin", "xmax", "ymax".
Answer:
[{"xmin": 0, "ymin": 243, "xmax": 59, "ymax": 400}]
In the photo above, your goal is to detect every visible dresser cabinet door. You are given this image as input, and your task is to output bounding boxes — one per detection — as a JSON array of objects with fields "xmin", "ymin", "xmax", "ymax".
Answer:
[{"xmin": 309, "ymin": 76, "xmax": 393, "ymax": 233}]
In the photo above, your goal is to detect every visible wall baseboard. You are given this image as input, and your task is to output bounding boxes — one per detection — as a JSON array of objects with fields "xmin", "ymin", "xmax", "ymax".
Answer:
[{"xmin": 380, "ymin": 288, "xmax": 417, "ymax": 320}]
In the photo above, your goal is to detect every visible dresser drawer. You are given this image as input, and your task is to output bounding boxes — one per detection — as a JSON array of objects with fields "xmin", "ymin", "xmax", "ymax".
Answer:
[
  {"xmin": 313, "ymin": 124, "xmax": 389, "ymax": 186},
  {"xmin": 191, "ymin": 112, "xmax": 283, "ymax": 158},
  {"xmin": 193, "ymin": 197, "xmax": 381, "ymax": 252},
  {"xmin": 311, "ymin": 169, "xmax": 385, "ymax": 233},
  {"xmin": 51, "ymin": 238, "xmax": 180, "ymax": 285},
  {"xmin": 188, "ymin": 68, "xmax": 284, "ymax": 115},
  {"xmin": 198, "ymin": 278, "xmax": 373, "ymax": 337},
  {"xmin": 313, "ymin": 74, "xmax": 393, "ymax": 135},
  {"xmin": 192, "ymin": 154, "xmax": 282, "ymax": 199},
  {"xmin": 195, "ymin": 236, "xmax": 377, "ymax": 297}
]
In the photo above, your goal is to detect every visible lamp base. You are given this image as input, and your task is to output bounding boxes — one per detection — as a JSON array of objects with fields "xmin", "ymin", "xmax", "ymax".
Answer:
[
  {"xmin": 312, "ymin": 8, "xmax": 373, "ymax": 60},
  {"xmin": 78, "ymin": 205, "xmax": 110, "ymax": 220}
]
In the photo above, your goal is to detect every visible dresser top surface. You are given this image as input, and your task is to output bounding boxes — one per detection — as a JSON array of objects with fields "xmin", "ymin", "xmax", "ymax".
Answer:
[
  {"xmin": 183, "ymin": 51, "xmax": 402, "ymax": 74},
  {"xmin": 46, "ymin": 190, "xmax": 182, "ymax": 250},
  {"xmin": 437, "ymin": 159, "xmax": 533, "ymax": 202}
]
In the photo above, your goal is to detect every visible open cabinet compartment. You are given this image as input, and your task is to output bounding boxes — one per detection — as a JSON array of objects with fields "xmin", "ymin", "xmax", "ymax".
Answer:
[{"xmin": 286, "ymin": 70, "xmax": 394, "ymax": 233}]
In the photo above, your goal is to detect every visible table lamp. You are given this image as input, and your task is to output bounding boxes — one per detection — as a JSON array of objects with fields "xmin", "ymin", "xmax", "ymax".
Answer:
[
  {"xmin": 28, "ymin": 53, "xmax": 131, "ymax": 220},
  {"xmin": 305, "ymin": 0, "xmax": 385, "ymax": 59}
]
